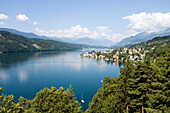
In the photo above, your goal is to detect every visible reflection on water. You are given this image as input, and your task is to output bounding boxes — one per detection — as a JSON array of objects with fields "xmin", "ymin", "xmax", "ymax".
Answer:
[
  {"xmin": 0, "ymin": 70, "xmax": 9, "ymax": 83},
  {"xmin": 81, "ymin": 57, "xmax": 124, "ymax": 68},
  {"xmin": 18, "ymin": 70, "xmax": 28, "ymax": 82},
  {"xmin": 0, "ymin": 51, "xmax": 67, "ymax": 69},
  {"xmin": 0, "ymin": 49, "xmax": 123, "ymax": 111}
]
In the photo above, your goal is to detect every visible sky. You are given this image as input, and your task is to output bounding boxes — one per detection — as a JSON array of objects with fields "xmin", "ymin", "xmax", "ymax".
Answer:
[{"xmin": 0, "ymin": 0, "xmax": 170, "ymax": 42}]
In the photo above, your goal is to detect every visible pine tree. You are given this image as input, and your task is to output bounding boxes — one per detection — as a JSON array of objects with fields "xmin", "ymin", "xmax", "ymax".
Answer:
[
  {"xmin": 31, "ymin": 86, "xmax": 82, "ymax": 113},
  {"xmin": 149, "ymin": 46, "xmax": 170, "ymax": 112},
  {"xmin": 118, "ymin": 57, "xmax": 134, "ymax": 112},
  {"xmin": 127, "ymin": 55, "xmax": 157, "ymax": 112},
  {"xmin": 85, "ymin": 77, "xmax": 123, "ymax": 113},
  {"xmin": 0, "ymin": 87, "xmax": 24, "ymax": 112}
]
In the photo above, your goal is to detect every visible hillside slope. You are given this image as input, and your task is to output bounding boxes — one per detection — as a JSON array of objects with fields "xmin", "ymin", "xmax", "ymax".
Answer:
[
  {"xmin": 0, "ymin": 31, "xmax": 88, "ymax": 53},
  {"xmin": 130, "ymin": 35, "xmax": 170, "ymax": 49},
  {"xmin": 113, "ymin": 29, "xmax": 170, "ymax": 47},
  {"xmin": 0, "ymin": 28, "xmax": 49, "ymax": 39},
  {"xmin": 0, "ymin": 28, "xmax": 114, "ymax": 46}
]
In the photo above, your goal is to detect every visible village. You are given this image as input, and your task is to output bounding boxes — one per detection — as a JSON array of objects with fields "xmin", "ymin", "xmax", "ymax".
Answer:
[{"xmin": 80, "ymin": 46, "xmax": 156, "ymax": 62}]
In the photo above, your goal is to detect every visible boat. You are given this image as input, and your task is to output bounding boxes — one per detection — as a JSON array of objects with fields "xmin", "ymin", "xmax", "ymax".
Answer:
[
  {"xmin": 81, "ymin": 99, "xmax": 85, "ymax": 103},
  {"xmin": 81, "ymin": 94, "xmax": 85, "ymax": 103},
  {"xmin": 101, "ymin": 80, "xmax": 103, "ymax": 82}
]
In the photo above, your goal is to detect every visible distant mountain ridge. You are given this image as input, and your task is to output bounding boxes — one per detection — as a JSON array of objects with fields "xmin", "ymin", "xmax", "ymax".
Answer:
[
  {"xmin": 113, "ymin": 28, "xmax": 170, "ymax": 47},
  {"xmin": 0, "ymin": 28, "xmax": 114, "ymax": 47},
  {"xmin": 54, "ymin": 37, "xmax": 115, "ymax": 46},
  {"xmin": 0, "ymin": 28, "xmax": 49, "ymax": 39},
  {"xmin": 0, "ymin": 31, "xmax": 89, "ymax": 53}
]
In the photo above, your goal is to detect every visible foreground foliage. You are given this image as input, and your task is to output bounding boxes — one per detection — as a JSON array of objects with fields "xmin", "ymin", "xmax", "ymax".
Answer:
[
  {"xmin": 0, "ymin": 47, "xmax": 169, "ymax": 112},
  {"xmin": 86, "ymin": 47, "xmax": 170, "ymax": 113},
  {"xmin": 0, "ymin": 86, "xmax": 82, "ymax": 113}
]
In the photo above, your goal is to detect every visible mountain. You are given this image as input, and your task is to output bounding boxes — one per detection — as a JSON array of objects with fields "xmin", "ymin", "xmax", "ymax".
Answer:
[
  {"xmin": 0, "ymin": 28, "xmax": 50, "ymax": 40},
  {"xmin": 130, "ymin": 35, "xmax": 170, "ymax": 49},
  {"xmin": 0, "ymin": 28, "xmax": 114, "ymax": 47},
  {"xmin": 50, "ymin": 37, "xmax": 114, "ymax": 46},
  {"xmin": 0, "ymin": 31, "xmax": 89, "ymax": 53},
  {"xmin": 113, "ymin": 28, "xmax": 170, "ymax": 47}
]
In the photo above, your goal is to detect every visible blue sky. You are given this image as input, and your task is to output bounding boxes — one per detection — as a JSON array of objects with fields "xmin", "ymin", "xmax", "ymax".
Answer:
[{"xmin": 0, "ymin": 0, "xmax": 170, "ymax": 42}]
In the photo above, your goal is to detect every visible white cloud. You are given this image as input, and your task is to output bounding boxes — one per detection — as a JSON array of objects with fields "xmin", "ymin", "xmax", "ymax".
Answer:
[
  {"xmin": 123, "ymin": 12, "xmax": 170, "ymax": 33},
  {"xmin": 35, "ymin": 25, "xmax": 122, "ymax": 42},
  {"xmin": 0, "ymin": 22, "xmax": 5, "ymax": 25},
  {"xmin": 0, "ymin": 14, "xmax": 8, "ymax": 19},
  {"xmin": 16, "ymin": 14, "xmax": 29, "ymax": 21},
  {"xmin": 33, "ymin": 21, "xmax": 39, "ymax": 25},
  {"xmin": 35, "ymin": 25, "xmax": 91, "ymax": 38},
  {"xmin": 96, "ymin": 26, "xmax": 111, "ymax": 32}
]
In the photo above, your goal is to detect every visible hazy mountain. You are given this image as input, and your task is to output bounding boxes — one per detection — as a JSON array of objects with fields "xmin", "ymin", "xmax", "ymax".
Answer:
[
  {"xmin": 51, "ymin": 37, "xmax": 114, "ymax": 46},
  {"xmin": 0, "ymin": 28, "xmax": 49, "ymax": 40},
  {"xmin": 113, "ymin": 28, "xmax": 170, "ymax": 47},
  {"xmin": 0, "ymin": 31, "xmax": 89, "ymax": 53},
  {"xmin": 0, "ymin": 28, "xmax": 114, "ymax": 46}
]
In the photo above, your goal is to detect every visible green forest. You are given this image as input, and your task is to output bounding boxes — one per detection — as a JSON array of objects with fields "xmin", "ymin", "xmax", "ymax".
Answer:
[
  {"xmin": 0, "ymin": 33, "xmax": 170, "ymax": 112},
  {"xmin": 129, "ymin": 35, "xmax": 170, "ymax": 57},
  {"xmin": 86, "ymin": 46, "xmax": 170, "ymax": 113},
  {"xmin": 0, "ymin": 47, "xmax": 170, "ymax": 112},
  {"xmin": 0, "ymin": 31, "xmax": 88, "ymax": 53}
]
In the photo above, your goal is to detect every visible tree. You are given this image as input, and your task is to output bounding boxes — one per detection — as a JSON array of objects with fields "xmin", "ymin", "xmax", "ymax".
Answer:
[
  {"xmin": 31, "ymin": 86, "xmax": 82, "ymax": 113},
  {"xmin": 0, "ymin": 87, "xmax": 24, "ymax": 113},
  {"xmin": 150, "ymin": 46, "xmax": 170, "ymax": 112},
  {"xmin": 85, "ymin": 77, "xmax": 123, "ymax": 113},
  {"xmin": 118, "ymin": 57, "xmax": 134, "ymax": 112},
  {"xmin": 18, "ymin": 96, "xmax": 32, "ymax": 112}
]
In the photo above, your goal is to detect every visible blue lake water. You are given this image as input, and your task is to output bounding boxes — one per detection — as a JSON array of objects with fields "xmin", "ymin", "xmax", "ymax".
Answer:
[{"xmin": 0, "ymin": 49, "xmax": 123, "ymax": 111}]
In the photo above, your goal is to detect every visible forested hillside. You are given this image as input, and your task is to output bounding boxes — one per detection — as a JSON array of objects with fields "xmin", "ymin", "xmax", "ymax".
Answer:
[
  {"xmin": 86, "ymin": 46, "xmax": 170, "ymax": 113},
  {"xmin": 0, "ymin": 46, "xmax": 169, "ymax": 112},
  {"xmin": 0, "ymin": 31, "xmax": 88, "ymax": 53},
  {"xmin": 129, "ymin": 35, "xmax": 170, "ymax": 57},
  {"xmin": 113, "ymin": 29, "xmax": 170, "ymax": 47},
  {"xmin": 0, "ymin": 34, "xmax": 169, "ymax": 112},
  {"xmin": 130, "ymin": 35, "xmax": 170, "ymax": 49}
]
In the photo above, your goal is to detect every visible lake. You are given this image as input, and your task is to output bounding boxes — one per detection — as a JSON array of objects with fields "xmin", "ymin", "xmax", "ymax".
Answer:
[{"xmin": 0, "ymin": 49, "xmax": 123, "ymax": 111}]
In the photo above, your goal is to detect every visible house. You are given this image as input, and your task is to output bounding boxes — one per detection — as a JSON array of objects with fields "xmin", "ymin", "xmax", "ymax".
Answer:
[
  {"xmin": 133, "ymin": 49, "xmax": 137, "ymax": 53},
  {"xmin": 138, "ymin": 48, "xmax": 142, "ymax": 51},
  {"xmin": 144, "ymin": 50, "xmax": 150, "ymax": 54},
  {"xmin": 83, "ymin": 53, "xmax": 89, "ymax": 57},
  {"xmin": 134, "ymin": 55, "xmax": 139, "ymax": 60},
  {"xmin": 140, "ymin": 54, "xmax": 145, "ymax": 60},
  {"xmin": 122, "ymin": 48, "xmax": 128, "ymax": 53},
  {"xmin": 99, "ymin": 55, "xmax": 105, "ymax": 59},
  {"xmin": 104, "ymin": 51, "xmax": 110, "ymax": 54},
  {"xmin": 152, "ymin": 46, "xmax": 156, "ymax": 49},
  {"xmin": 129, "ymin": 49, "xmax": 132, "ymax": 54},
  {"xmin": 92, "ymin": 52, "xmax": 96, "ymax": 57},
  {"xmin": 129, "ymin": 51, "xmax": 132, "ymax": 54},
  {"xmin": 101, "ymin": 51, "xmax": 104, "ymax": 54},
  {"xmin": 129, "ymin": 55, "xmax": 134, "ymax": 60},
  {"xmin": 116, "ymin": 51, "xmax": 119, "ymax": 55},
  {"xmin": 124, "ymin": 47, "xmax": 128, "ymax": 52},
  {"xmin": 110, "ymin": 49, "xmax": 114, "ymax": 52},
  {"xmin": 113, "ymin": 53, "xmax": 119, "ymax": 59}
]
